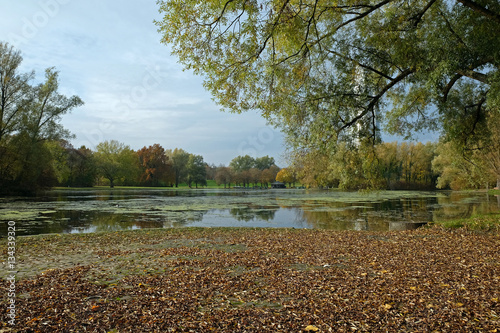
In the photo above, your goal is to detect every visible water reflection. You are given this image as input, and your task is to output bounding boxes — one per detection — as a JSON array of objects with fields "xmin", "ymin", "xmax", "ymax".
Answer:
[
  {"xmin": 229, "ymin": 207, "xmax": 277, "ymax": 222},
  {"xmin": 0, "ymin": 189, "xmax": 498, "ymax": 236}
]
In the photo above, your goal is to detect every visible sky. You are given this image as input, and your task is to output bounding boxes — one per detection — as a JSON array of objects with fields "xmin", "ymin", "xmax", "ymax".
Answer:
[
  {"xmin": 0, "ymin": 0, "xmax": 440, "ymax": 167},
  {"xmin": 0, "ymin": 0, "xmax": 286, "ymax": 166}
]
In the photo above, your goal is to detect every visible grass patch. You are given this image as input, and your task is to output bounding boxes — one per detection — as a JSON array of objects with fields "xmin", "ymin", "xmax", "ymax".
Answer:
[{"xmin": 432, "ymin": 212, "xmax": 500, "ymax": 231}]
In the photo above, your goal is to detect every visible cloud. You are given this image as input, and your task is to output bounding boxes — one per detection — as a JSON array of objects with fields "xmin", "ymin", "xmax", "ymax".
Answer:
[{"xmin": 0, "ymin": 0, "xmax": 286, "ymax": 165}]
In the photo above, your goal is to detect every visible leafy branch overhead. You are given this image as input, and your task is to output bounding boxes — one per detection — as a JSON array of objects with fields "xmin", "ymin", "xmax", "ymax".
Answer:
[{"xmin": 156, "ymin": 0, "xmax": 500, "ymax": 149}]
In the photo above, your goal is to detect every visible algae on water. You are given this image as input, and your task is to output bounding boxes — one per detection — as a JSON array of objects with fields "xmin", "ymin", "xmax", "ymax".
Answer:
[{"xmin": 0, "ymin": 189, "xmax": 497, "ymax": 235}]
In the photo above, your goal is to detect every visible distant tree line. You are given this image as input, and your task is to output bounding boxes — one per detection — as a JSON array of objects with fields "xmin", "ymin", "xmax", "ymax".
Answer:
[
  {"xmin": 47, "ymin": 139, "xmax": 281, "ymax": 189},
  {"xmin": 36, "ymin": 135, "xmax": 500, "ymax": 192},
  {"xmin": 42, "ymin": 120, "xmax": 500, "ymax": 192}
]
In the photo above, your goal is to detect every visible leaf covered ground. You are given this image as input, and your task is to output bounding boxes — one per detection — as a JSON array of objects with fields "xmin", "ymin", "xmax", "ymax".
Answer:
[{"xmin": 1, "ymin": 227, "xmax": 499, "ymax": 332}]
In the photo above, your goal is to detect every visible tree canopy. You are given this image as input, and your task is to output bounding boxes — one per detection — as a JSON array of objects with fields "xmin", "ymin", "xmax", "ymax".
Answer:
[
  {"xmin": 156, "ymin": 0, "xmax": 500, "ymax": 151},
  {"xmin": 0, "ymin": 42, "xmax": 83, "ymax": 194},
  {"xmin": 229, "ymin": 155, "xmax": 257, "ymax": 172},
  {"xmin": 138, "ymin": 144, "xmax": 174, "ymax": 186},
  {"xmin": 94, "ymin": 140, "xmax": 139, "ymax": 188}
]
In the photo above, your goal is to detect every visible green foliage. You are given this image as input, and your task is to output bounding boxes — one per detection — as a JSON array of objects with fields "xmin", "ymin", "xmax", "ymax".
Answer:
[
  {"xmin": 167, "ymin": 148, "xmax": 190, "ymax": 187},
  {"xmin": 292, "ymin": 141, "xmax": 437, "ymax": 190},
  {"xmin": 432, "ymin": 110, "xmax": 500, "ymax": 190},
  {"xmin": 48, "ymin": 141, "xmax": 97, "ymax": 187},
  {"xmin": 0, "ymin": 42, "xmax": 33, "ymax": 143},
  {"xmin": 94, "ymin": 140, "xmax": 140, "ymax": 188},
  {"xmin": 187, "ymin": 154, "xmax": 207, "ymax": 188},
  {"xmin": 254, "ymin": 155, "xmax": 276, "ymax": 170},
  {"xmin": 432, "ymin": 141, "xmax": 481, "ymax": 190},
  {"xmin": 228, "ymin": 155, "xmax": 280, "ymax": 187},
  {"xmin": 0, "ymin": 42, "xmax": 83, "ymax": 195},
  {"xmin": 433, "ymin": 213, "xmax": 500, "ymax": 232},
  {"xmin": 229, "ymin": 155, "xmax": 256, "ymax": 172},
  {"xmin": 156, "ymin": 0, "xmax": 500, "ymax": 152}
]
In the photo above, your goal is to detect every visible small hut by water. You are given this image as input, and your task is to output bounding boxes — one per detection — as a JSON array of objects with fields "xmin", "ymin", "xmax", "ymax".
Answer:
[{"xmin": 271, "ymin": 181, "xmax": 286, "ymax": 189}]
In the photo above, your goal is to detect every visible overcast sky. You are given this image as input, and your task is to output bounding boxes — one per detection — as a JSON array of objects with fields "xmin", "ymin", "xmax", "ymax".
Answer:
[{"xmin": 0, "ymin": 0, "xmax": 286, "ymax": 166}]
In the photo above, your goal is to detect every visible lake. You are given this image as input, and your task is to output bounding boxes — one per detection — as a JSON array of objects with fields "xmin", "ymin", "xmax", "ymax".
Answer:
[{"xmin": 1, "ymin": 189, "xmax": 499, "ymax": 236}]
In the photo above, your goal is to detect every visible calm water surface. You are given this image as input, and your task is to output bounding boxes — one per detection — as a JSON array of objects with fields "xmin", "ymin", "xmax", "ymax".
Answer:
[{"xmin": 0, "ymin": 189, "xmax": 499, "ymax": 236}]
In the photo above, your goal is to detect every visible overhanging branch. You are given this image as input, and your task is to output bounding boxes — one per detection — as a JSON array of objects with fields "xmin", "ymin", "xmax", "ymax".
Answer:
[
  {"xmin": 456, "ymin": 0, "xmax": 500, "ymax": 24},
  {"xmin": 340, "ymin": 68, "xmax": 414, "ymax": 131},
  {"xmin": 456, "ymin": 69, "xmax": 490, "ymax": 84}
]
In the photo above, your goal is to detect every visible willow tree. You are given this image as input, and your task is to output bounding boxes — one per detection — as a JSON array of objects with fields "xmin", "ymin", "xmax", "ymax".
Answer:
[{"xmin": 156, "ymin": 0, "xmax": 499, "ymax": 151}]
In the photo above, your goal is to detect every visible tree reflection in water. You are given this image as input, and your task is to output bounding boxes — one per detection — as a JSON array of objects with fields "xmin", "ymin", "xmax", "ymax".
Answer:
[{"xmin": 1, "ymin": 189, "xmax": 498, "ymax": 236}]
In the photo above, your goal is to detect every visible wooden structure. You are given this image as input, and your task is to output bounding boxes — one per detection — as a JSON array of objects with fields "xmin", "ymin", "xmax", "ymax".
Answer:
[{"xmin": 271, "ymin": 181, "xmax": 286, "ymax": 189}]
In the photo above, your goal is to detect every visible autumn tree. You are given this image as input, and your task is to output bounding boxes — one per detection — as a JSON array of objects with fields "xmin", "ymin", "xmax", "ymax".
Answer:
[
  {"xmin": 290, "ymin": 141, "xmax": 437, "ymax": 190},
  {"xmin": 137, "ymin": 144, "xmax": 174, "ymax": 187},
  {"xmin": 167, "ymin": 148, "xmax": 190, "ymax": 187},
  {"xmin": 0, "ymin": 43, "xmax": 84, "ymax": 194},
  {"xmin": 94, "ymin": 140, "xmax": 139, "ymax": 188},
  {"xmin": 329, "ymin": 143, "xmax": 369, "ymax": 190},
  {"xmin": 482, "ymin": 112, "xmax": 500, "ymax": 189},
  {"xmin": 206, "ymin": 163, "xmax": 217, "ymax": 181},
  {"xmin": 375, "ymin": 142, "xmax": 437, "ymax": 189},
  {"xmin": 276, "ymin": 168, "xmax": 297, "ymax": 187},
  {"xmin": 291, "ymin": 149, "xmax": 339, "ymax": 189},
  {"xmin": 229, "ymin": 155, "xmax": 255, "ymax": 187},
  {"xmin": 229, "ymin": 155, "xmax": 255, "ymax": 173},
  {"xmin": 249, "ymin": 168, "xmax": 262, "ymax": 187},
  {"xmin": 215, "ymin": 166, "xmax": 233, "ymax": 188},
  {"xmin": 432, "ymin": 141, "xmax": 482, "ymax": 189},
  {"xmin": 260, "ymin": 165, "xmax": 280, "ymax": 188},
  {"xmin": 255, "ymin": 155, "xmax": 276, "ymax": 170},
  {"xmin": 432, "ymin": 111, "xmax": 500, "ymax": 190},
  {"xmin": 374, "ymin": 142, "xmax": 401, "ymax": 189},
  {"xmin": 187, "ymin": 154, "xmax": 207, "ymax": 188},
  {"xmin": 49, "ymin": 141, "xmax": 97, "ymax": 187},
  {"xmin": 156, "ymin": 0, "xmax": 500, "ymax": 153}
]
